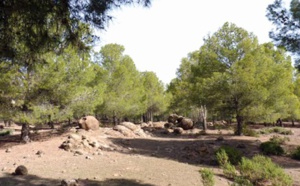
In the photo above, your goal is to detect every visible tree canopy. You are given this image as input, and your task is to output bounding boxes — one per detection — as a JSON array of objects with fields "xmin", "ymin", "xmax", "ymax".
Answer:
[
  {"xmin": 267, "ymin": 0, "xmax": 300, "ymax": 68},
  {"xmin": 168, "ymin": 22, "xmax": 298, "ymax": 135},
  {"xmin": 0, "ymin": 0, "xmax": 151, "ymax": 61}
]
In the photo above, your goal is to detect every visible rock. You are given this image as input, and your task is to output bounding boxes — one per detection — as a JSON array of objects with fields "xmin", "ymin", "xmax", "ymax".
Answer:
[
  {"xmin": 85, "ymin": 156, "xmax": 93, "ymax": 160},
  {"xmin": 74, "ymin": 150, "xmax": 85, "ymax": 156},
  {"xmin": 173, "ymin": 127, "xmax": 184, "ymax": 134},
  {"xmin": 113, "ymin": 125, "xmax": 133, "ymax": 137},
  {"xmin": 140, "ymin": 123, "xmax": 149, "ymax": 128},
  {"xmin": 78, "ymin": 116, "xmax": 100, "ymax": 131},
  {"xmin": 14, "ymin": 165, "xmax": 28, "ymax": 175},
  {"xmin": 164, "ymin": 123, "xmax": 174, "ymax": 129},
  {"xmin": 61, "ymin": 179, "xmax": 80, "ymax": 186},
  {"xmin": 68, "ymin": 134, "xmax": 81, "ymax": 141},
  {"xmin": 133, "ymin": 128, "xmax": 147, "ymax": 137},
  {"xmin": 177, "ymin": 118, "xmax": 194, "ymax": 130},
  {"xmin": 36, "ymin": 150, "xmax": 44, "ymax": 156},
  {"xmin": 5, "ymin": 148, "xmax": 12, "ymax": 153},
  {"xmin": 69, "ymin": 127, "xmax": 77, "ymax": 133},
  {"xmin": 120, "ymin": 122, "xmax": 139, "ymax": 131}
]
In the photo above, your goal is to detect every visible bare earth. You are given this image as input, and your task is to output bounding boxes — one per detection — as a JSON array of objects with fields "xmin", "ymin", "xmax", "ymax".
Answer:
[{"xmin": 0, "ymin": 122, "xmax": 300, "ymax": 186}]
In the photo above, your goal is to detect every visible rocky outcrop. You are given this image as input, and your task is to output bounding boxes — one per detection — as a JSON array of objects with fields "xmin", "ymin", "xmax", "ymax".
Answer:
[{"xmin": 78, "ymin": 116, "xmax": 100, "ymax": 131}]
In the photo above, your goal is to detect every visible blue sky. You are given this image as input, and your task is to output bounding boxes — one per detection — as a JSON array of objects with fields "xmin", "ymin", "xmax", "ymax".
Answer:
[{"xmin": 96, "ymin": 0, "xmax": 291, "ymax": 85}]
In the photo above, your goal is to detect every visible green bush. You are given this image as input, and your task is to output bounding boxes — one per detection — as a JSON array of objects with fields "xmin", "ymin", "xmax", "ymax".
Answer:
[
  {"xmin": 216, "ymin": 146, "xmax": 242, "ymax": 165},
  {"xmin": 216, "ymin": 149, "xmax": 229, "ymax": 166},
  {"xmin": 269, "ymin": 135, "xmax": 290, "ymax": 145},
  {"xmin": 259, "ymin": 127, "xmax": 293, "ymax": 135},
  {"xmin": 242, "ymin": 125, "xmax": 259, "ymax": 137},
  {"xmin": 199, "ymin": 168, "xmax": 215, "ymax": 186},
  {"xmin": 260, "ymin": 141, "xmax": 284, "ymax": 155},
  {"xmin": 222, "ymin": 162, "xmax": 237, "ymax": 179},
  {"xmin": 231, "ymin": 177, "xmax": 253, "ymax": 186},
  {"xmin": 292, "ymin": 146, "xmax": 300, "ymax": 160},
  {"xmin": 238, "ymin": 155, "xmax": 293, "ymax": 186},
  {"xmin": 0, "ymin": 129, "xmax": 13, "ymax": 136}
]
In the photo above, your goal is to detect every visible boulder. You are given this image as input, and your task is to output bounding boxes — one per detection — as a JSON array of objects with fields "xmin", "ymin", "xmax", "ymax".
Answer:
[
  {"xmin": 177, "ymin": 118, "xmax": 194, "ymax": 130},
  {"xmin": 173, "ymin": 127, "xmax": 184, "ymax": 134},
  {"xmin": 113, "ymin": 125, "xmax": 133, "ymax": 137},
  {"xmin": 167, "ymin": 114, "xmax": 179, "ymax": 124},
  {"xmin": 15, "ymin": 165, "xmax": 28, "ymax": 175},
  {"xmin": 78, "ymin": 116, "xmax": 99, "ymax": 131},
  {"xmin": 120, "ymin": 122, "xmax": 139, "ymax": 131}
]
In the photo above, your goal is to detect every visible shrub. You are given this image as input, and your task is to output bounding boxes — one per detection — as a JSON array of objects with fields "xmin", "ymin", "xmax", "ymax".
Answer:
[
  {"xmin": 259, "ymin": 127, "xmax": 293, "ymax": 135},
  {"xmin": 242, "ymin": 125, "xmax": 259, "ymax": 137},
  {"xmin": 269, "ymin": 135, "xmax": 290, "ymax": 145},
  {"xmin": 0, "ymin": 129, "xmax": 13, "ymax": 136},
  {"xmin": 216, "ymin": 146, "xmax": 242, "ymax": 165},
  {"xmin": 238, "ymin": 155, "xmax": 293, "ymax": 186},
  {"xmin": 232, "ymin": 177, "xmax": 253, "ymax": 186},
  {"xmin": 216, "ymin": 149, "xmax": 229, "ymax": 166},
  {"xmin": 199, "ymin": 168, "xmax": 215, "ymax": 186},
  {"xmin": 292, "ymin": 146, "xmax": 300, "ymax": 160},
  {"xmin": 260, "ymin": 141, "xmax": 284, "ymax": 155},
  {"xmin": 222, "ymin": 162, "xmax": 237, "ymax": 179}
]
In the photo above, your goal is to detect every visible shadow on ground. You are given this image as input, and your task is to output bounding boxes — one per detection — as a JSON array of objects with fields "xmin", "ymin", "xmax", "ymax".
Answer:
[
  {"xmin": 0, "ymin": 173, "xmax": 155, "ymax": 186},
  {"xmin": 0, "ymin": 124, "xmax": 76, "ymax": 149},
  {"xmin": 109, "ymin": 131, "xmax": 300, "ymax": 169},
  {"xmin": 109, "ymin": 133, "xmax": 262, "ymax": 166}
]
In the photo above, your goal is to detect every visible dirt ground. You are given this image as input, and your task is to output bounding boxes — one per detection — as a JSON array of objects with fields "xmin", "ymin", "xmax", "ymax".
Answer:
[{"xmin": 0, "ymin": 122, "xmax": 300, "ymax": 186}]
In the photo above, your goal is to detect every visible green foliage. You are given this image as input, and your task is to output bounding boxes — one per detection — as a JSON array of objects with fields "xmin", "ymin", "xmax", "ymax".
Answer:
[
  {"xmin": 216, "ymin": 146, "xmax": 242, "ymax": 165},
  {"xmin": 199, "ymin": 168, "xmax": 215, "ymax": 186},
  {"xmin": 292, "ymin": 146, "xmax": 300, "ymax": 160},
  {"xmin": 216, "ymin": 149, "xmax": 229, "ymax": 166},
  {"xmin": 0, "ymin": 129, "xmax": 13, "ymax": 136},
  {"xmin": 269, "ymin": 135, "xmax": 290, "ymax": 145},
  {"xmin": 238, "ymin": 155, "xmax": 293, "ymax": 186},
  {"xmin": 260, "ymin": 141, "xmax": 284, "ymax": 156},
  {"xmin": 259, "ymin": 127, "xmax": 293, "ymax": 135},
  {"xmin": 241, "ymin": 125, "xmax": 259, "ymax": 137},
  {"xmin": 222, "ymin": 162, "xmax": 237, "ymax": 179},
  {"xmin": 231, "ymin": 177, "xmax": 253, "ymax": 186},
  {"xmin": 168, "ymin": 22, "xmax": 298, "ymax": 136},
  {"xmin": 267, "ymin": 0, "xmax": 300, "ymax": 68},
  {"xmin": 0, "ymin": 0, "xmax": 151, "ymax": 62}
]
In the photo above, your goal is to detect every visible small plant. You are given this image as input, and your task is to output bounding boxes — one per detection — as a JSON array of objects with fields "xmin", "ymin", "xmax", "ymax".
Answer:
[
  {"xmin": 292, "ymin": 146, "xmax": 300, "ymax": 160},
  {"xmin": 238, "ymin": 155, "xmax": 293, "ymax": 186},
  {"xmin": 0, "ymin": 129, "xmax": 14, "ymax": 136},
  {"xmin": 242, "ymin": 125, "xmax": 259, "ymax": 137},
  {"xmin": 269, "ymin": 135, "xmax": 290, "ymax": 145},
  {"xmin": 222, "ymin": 162, "xmax": 237, "ymax": 179},
  {"xmin": 199, "ymin": 168, "xmax": 215, "ymax": 186},
  {"xmin": 260, "ymin": 141, "xmax": 284, "ymax": 155},
  {"xmin": 259, "ymin": 127, "xmax": 293, "ymax": 135},
  {"xmin": 231, "ymin": 177, "xmax": 253, "ymax": 186},
  {"xmin": 216, "ymin": 149, "xmax": 228, "ymax": 166},
  {"xmin": 216, "ymin": 146, "xmax": 242, "ymax": 165}
]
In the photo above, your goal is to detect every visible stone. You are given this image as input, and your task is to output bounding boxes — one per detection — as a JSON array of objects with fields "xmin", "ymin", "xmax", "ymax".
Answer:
[
  {"xmin": 14, "ymin": 165, "xmax": 28, "ymax": 175},
  {"xmin": 68, "ymin": 134, "xmax": 81, "ymax": 141},
  {"xmin": 5, "ymin": 148, "xmax": 12, "ymax": 153},
  {"xmin": 61, "ymin": 179, "xmax": 79, "ymax": 186}
]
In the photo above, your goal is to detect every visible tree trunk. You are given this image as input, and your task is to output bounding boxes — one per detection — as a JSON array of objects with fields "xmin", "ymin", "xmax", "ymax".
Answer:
[
  {"xmin": 200, "ymin": 106, "xmax": 207, "ymax": 131},
  {"xmin": 236, "ymin": 115, "xmax": 243, "ymax": 136},
  {"xmin": 113, "ymin": 111, "xmax": 118, "ymax": 126},
  {"xmin": 20, "ymin": 123, "xmax": 31, "ymax": 143},
  {"xmin": 48, "ymin": 115, "xmax": 54, "ymax": 129},
  {"xmin": 292, "ymin": 119, "xmax": 295, "ymax": 127}
]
